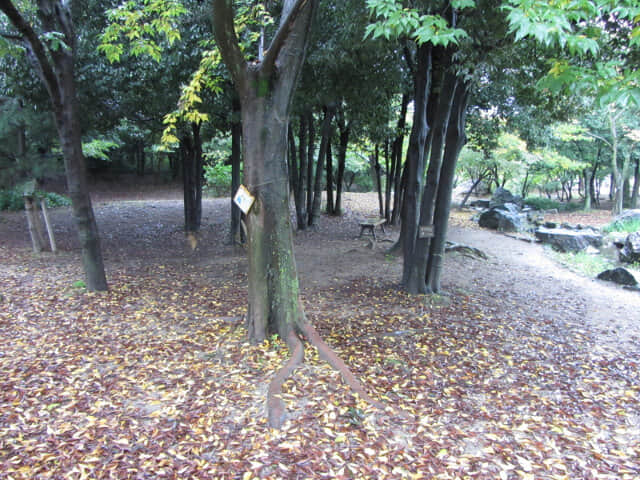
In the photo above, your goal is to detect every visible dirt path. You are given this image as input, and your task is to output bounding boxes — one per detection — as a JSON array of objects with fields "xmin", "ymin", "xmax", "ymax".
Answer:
[{"xmin": 1, "ymin": 191, "xmax": 638, "ymax": 356}]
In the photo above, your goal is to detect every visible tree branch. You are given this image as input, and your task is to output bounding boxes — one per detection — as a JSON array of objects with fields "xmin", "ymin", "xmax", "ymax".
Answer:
[
  {"xmin": 0, "ymin": 30, "xmax": 22, "ymax": 41},
  {"xmin": 211, "ymin": 0, "xmax": 248, "ymax": 93},
  {"xmin": 261, "ymin": 0, "xmax": 309, "ymax": 75},
  {"xmin": 0, "ymin": 0, "xmax": 60, "ymax": 107}
]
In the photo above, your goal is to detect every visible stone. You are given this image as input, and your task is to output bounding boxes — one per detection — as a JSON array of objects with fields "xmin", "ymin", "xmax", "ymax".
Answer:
[
  {"xmin": 534, "ymin": 226, "xmax": 603, "ymax": 252},
  {"xmin": 469, "ymin": 199, "xmax": 490, "ymax": 209},
  {"xmin": 597, "ymin": 267, "xmax": 638, "ymax": 286},
  {"xmin": 620, "ymin": 232, "xmax": 640, "ymax": 264},
  {"xmin": 613, "ymin": 209, "xmax": 640, "ymax": 224},
  {"xmin": 489, "ymin": 187, "xmax": 522, "ymax": 208},
  {"xmin": 478, "ymin": 207, "xmax": 527, "ymax": 232}
]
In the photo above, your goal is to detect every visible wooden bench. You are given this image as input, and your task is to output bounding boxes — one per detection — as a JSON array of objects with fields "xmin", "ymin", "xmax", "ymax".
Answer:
[{"xmin": 359, "ymin": 218, "xmax": 386, "ymax": 240}]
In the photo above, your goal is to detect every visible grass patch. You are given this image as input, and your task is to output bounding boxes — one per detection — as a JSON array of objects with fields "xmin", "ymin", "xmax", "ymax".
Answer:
[
  {"xmin": 547, "ymin": 248, "xmax": 616, "ymax": 277},
  {"xmin": 602, "ymin": 218, "xmax": 640, "ymax": 234},
  {"xmin": 523, "ymin": 196, "xmax": 582, "ymax": 212}
]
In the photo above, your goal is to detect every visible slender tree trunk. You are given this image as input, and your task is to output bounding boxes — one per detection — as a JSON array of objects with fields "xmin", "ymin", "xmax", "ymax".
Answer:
[
  {"xmin": 426, "ymin": 82, "xmax": 470, "ymax": 292},
  {"xmin": 229, "ymin": 97, "xmax": 243, "ymax": 243},
  {"xmin": 583, "ymin": 168, "xmax": 592, "ymax": 211},
  {"xmin": 295, "ymin": 114, "xmax": 308, "ymax": 229},
  {"xmin": 0, "ymin": 0, "xmax": 108, "ymax": 290},
  {"xmin": 309, "ymin": 104, "xmax": 336, "ymax": 226},
  {"xmin": 389, "ymin": 95, "xmax": 409, "ymax": 224},
  {"xmin": 306, "ymin": 111, "xmax": 315, "ymax": 224},
  {"xmin": 326, "ymin": 133, "xmax": 334, "ymax": 214},
  {"xmin": 631, "ymin": 158, "xmax": 639, "ymax": 208},
  {"xmin": 182, "ymin": 122, "xmax": 203, "ymax": 232},
  {"xmin": 333, "ymin": 115, "xmax": 349, "ymax": 216},
  {"xmin": 374, "ymin": 144, "xmax": 384, "ymax": 217}
]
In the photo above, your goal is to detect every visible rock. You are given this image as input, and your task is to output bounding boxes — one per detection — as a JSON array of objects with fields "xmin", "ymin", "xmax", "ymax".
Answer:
[
  {"xmin": 478, "ymin": 207, "xmax": 527, "ymax": 232},
  {"xmin": 490, "ymin": 187, "xmax": 522, "ymax": 208},
  {"xmin": 544, "ymin": 221, "xmax": 557, "ymax": 229},
  {"xmin": 597, "ymin": 267, "xmax": 638, "ymax": 286},
  {"xmin": 620, "ymin": 232, "xmax": 640, "ymax": 264},
  {"xmin": 534, "ymin": 226, "xmax": 603, "ymax": 252},
  {"xmin": 469, "ymin": 199, "xmax": 490, "ymax": 209},
  {"xmin": 613, "ymin": 209, "xmax": 640, "ymax": 224},
  {"xmin": 585, "ymin": 245, "xmax": 600, "ymax": 255}
]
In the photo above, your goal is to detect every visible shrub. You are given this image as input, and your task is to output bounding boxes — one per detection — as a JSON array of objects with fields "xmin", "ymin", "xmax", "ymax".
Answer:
[
  {"xmin": 204, "ymin": 162, "xmax": 232, "ymax": 197},
  {"xmin": 602, "ymin": 218, "xmax": 640, "ymax": 234},
  {"xmin": 523, "ymin": 196, "xmax": 580, "ymax": 212},
  {"xmin": 0, "ymin": 187, "xmax": 71, "ymax": 211},
  {"xmin": 548, "ymin": 249, "xmax": 615, "ymax": 278}
]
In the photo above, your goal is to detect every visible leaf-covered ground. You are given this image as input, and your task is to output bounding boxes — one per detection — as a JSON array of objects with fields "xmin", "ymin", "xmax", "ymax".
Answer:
[{"xmin": 1, "ymin": 191, "xmax": 639, "ymax": 479}]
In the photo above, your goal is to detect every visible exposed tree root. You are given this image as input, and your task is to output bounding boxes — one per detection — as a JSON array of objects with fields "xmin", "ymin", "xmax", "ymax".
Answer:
[
  {"xmin": 266, "ymin": 316, "xmax": 386, "ymax": 428},
  {"xmin": 267, "ymin": 330, "xmax": 304, "ymax": 428}
]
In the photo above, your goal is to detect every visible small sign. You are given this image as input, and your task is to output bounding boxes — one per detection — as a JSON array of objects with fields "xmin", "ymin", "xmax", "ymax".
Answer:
[
  {"xmin": 419, "ymin": 225, "xmax": 435, "ymax": 238},
  {"xmin": 233, "ymin": 185, "xmax": 255, "ymax": 214}
]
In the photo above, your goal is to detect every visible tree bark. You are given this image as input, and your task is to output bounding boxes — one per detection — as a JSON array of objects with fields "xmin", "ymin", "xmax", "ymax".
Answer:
[
  {"xmin": 0, "ymin": 0, "xmax": 108, "ymax": 290},
  {"xmin": 181, "ymin": 122, "xmax": 203, "ymax": 232},
  {"xmin": 426, "ymin": 82, "xmax": 470, "ymax": 292},
  {"xmin": 333, "ymin": 112, "xmax": 349, "ymax": 216},
  {"xmin": 631, "ymin": 158, "xmax": 639, "ymax": 208},
  {"xmin": 213, "ymin": 0, "xmax": 381, "ymax": 427},
  {"xmin": 305, "ymin": 111, "xmax": 315, "ymax": 225},
  {"xmin": 229, "ymin": 97, "xmax": 243, "ymax": 243},
  {"xmin": 399, "ymin": 43, "xmax": 432, "ymax": 287},
  {"xmin": 374, "ymin": 144, "xmax": 384, "ymax": 217},
  {"xmin": 294, "ymin": 114, "xmax": 308, "ymax": 229},
  {"xmin": 309, "ymin": 104, "xmax": 336, "ymax": 225},
  {"xmin": 389, "ymin": 94, "xmax": 409, "ymax": 224},
  {"xmin": 325, "ymin": 132, "xmax": 334, "ymax": 214}
]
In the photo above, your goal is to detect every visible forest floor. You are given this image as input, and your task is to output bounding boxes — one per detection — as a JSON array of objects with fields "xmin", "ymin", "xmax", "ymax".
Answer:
[{"xmin": 1, "ymin": 183, "xmax": 639, "ymax": 479}]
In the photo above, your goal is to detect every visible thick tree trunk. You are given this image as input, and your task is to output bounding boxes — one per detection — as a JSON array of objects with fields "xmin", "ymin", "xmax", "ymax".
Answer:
[
  {"xmin": 400, "ymin": 43, "xmax": 432, "ymax": 288},
  {"xmin": 403, "ymin": 60, "xmax": 457, "ymax": 294},
  {"xmin": 426, "ymin": 82, "xmax": 470, "ymax": 292}
]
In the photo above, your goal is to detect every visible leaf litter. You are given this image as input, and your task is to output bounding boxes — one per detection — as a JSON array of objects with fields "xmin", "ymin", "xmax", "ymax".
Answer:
[{"xmin": 1, "ymin": 194, "xmax": 639, "ymax": 479}]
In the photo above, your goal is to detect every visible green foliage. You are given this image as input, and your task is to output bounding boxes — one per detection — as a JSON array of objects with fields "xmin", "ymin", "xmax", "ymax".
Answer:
[
  {"xmin": 548, "ymin": 249, "xmax": 615, "ymax": 278},
  {"xmin": 203, "ymin": 136, "xmax": 233, "ymax": 196},
  {"xmin": 0, "ymin": 187, "xmax": 70, "ymax": 211},
  {"xmin": 602, "ymin": 218, "xmax": 640, "ymax": 234},
  {"xmin": 523, "ymin": 196, "xmax": 578, "ymax": 211},
  {"xmin": 99, "ymin": 0, "xmax": 186, "ymax": 63},
  {"xmin": 82, "ymin": 138, "xmax": 120, "ymax": 161},
  {"xmin": 365, "ymin": 0, "xmax": 472, "ymax": 46}
]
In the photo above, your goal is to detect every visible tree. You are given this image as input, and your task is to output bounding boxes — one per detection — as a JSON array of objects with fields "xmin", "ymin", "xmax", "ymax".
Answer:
[
  {"xmin": 212, "ymin": 0, "xmax": 382, "ymax": 428},
  {"xmin": 0, "ymin": 0, "xmax": 107, "ymax": 291}
]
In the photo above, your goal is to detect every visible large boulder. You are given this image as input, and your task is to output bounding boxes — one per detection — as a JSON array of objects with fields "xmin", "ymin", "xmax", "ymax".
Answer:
[
  {"xmin": 613, "ymin": 209, "xmax": 640, "ymax": 224},
  {"xmin": 535, "ymin": 226, "xmax": 603, "ymax": 252},
  {"xmin": 490, "ymin": 187, "xmax": 522, "ymax": 208},
  {"xmin": 479, "ymin": 205, "xmax": 527, "ymax": 232},
  {"xmin": 620, "ymin": 232, "xmax": 640, "ymax": 264},
  {"xmin": 597, "ymin": 267, "xmax": 638, "ymax": 286}
]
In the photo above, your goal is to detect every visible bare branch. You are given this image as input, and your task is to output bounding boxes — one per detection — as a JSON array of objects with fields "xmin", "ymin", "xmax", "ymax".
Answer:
[
  {"xmin": 0, "ymin": 0, "xmax": 61, "ymax": 107},
  {"xmin": 211, "ymin": 0, "xmax": 248, "ymax": 93}
]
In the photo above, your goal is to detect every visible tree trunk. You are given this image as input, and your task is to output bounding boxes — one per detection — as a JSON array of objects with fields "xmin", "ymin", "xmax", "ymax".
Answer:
[
  {"xmin": 0, "ymin": 0, "xmax": 108, "ymax": 290},
  {"xmin": 182, "ymin": 122, "xmax": 203, "ymax": 232},
  {"xmin": 399, "ymin": 43, "xmax": 432, "ymax": 288},
  {"xmin": 374, "ymin": 144, "xmax": 384, "ymax": 217},
  {"xmin": 388, "ymin": 94, "xmax": 409, "ymax": 224},
  {"xmin": 333, "ymin": 113, "xmax": 349, "ymax": 216},
  {"xmin": 631, "ymin": 158, "xmax": 639, "ymax": 208},
  {"xmin": 426, "ymin": 82, "xmax": 470, "ymax": 292},
  {"xmin": 326, "ymin": 133, "xmax": 334, "ymax": 214},
  {"xmin": 305, "ymin": 111, "xmax": 315, "ymax": 225},
  {"xmin": 309, "ymin": 104, "xmax": 336, "ymax": 225},
  {"xmin": 294, "ymin": 114, "xmax": 308, "ymax": 229},
  {"xmin": 583, "ymin": 168, "xmax": 592, "ymax": 211},
  {"xmin": 229, "ymin": 98, "xmax": 243, "ymax": 243}
]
